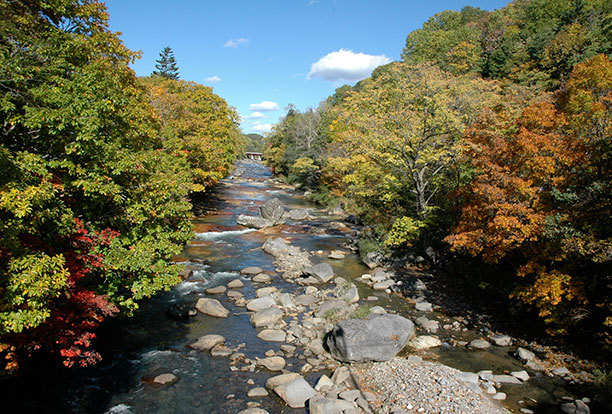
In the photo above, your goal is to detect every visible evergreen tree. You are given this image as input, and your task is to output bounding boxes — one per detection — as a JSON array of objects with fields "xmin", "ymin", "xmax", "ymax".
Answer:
[{"xmin": 152, "ymin": 46, "xmax": 180, "ymax": 79}]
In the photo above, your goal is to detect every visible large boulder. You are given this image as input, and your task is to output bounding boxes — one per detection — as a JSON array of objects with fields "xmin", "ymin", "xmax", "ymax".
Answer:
[
  {"xmin": 237, "ymin": 214, "xmax": 272, "ymax": 229},
  {"xmin": 260, "ymin": 198, "xmax": 285, "ymax": 225},
  {"xmin": 304, "ymin": 262, "xmax": 334, "ymax": 283},
  {"xmin": 263, "ymin": 237, "xmax": 290, "ymax": 257},
  {"xmin": 326, "ymin": 314, "xmax": 414, "ymax": 362}
]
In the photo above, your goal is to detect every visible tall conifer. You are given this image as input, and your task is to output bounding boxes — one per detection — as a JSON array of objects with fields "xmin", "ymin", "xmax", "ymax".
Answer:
[{"xmin": 152, "ymin": 46, "xmax": 180, "ymax": 79}]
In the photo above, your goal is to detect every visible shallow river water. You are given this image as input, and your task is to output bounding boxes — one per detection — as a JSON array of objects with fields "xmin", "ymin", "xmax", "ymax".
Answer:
[{"xmin": 0, "ymin": 161, "xmax": 591, "ymax": 413}]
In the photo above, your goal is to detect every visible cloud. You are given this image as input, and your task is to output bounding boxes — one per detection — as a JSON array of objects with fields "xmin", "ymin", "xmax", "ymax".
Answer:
[
  {"xmin": 308, "ymin": 49, "xmax": 391, "ymax": 82},
  {"xmin": 224, "ymin": 38, "xmax": 249, "ymax": 48},
  {"xmin": 242, "ymin": 112, "xmax": 267, "ymax": 120},
  {"xmin": 308, "ymin": 0, "xmax": 318, "ymax": 5},
  {"xmin": 252, "ymin": 123, "xmax": 273, "ymax": 133},
  {"xmin": 249, "ymin": 101, "xmax": 280, "ymax": 112},
  {"xmin": 204, "ymin": 75, "xmax": 221, "ymax": 83}
]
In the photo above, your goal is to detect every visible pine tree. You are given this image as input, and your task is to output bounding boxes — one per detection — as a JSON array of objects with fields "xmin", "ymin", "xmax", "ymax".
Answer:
[{"xmin": 152, "ymin": 46, "xmax": 180, "ymax": 80}]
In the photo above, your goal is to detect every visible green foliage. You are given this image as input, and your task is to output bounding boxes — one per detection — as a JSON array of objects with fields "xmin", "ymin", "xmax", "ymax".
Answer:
[
  {"xmin": 289, "ymin": 157, "xmax": 320, "ymax": 189},
  {"xmin": 243, "ymin": 133, "xmax": 265, "ymax": 153},
  {"xmin": 385, "ymin": 216, "xmax": 426, "ymax": 248},
  {"xmin": 358, "ymin": 238, "xmax": 382, "ymax": 260},
  {"xmin": 348, "ymin": 305, "xmax": 373, "ymax": 320},
  {"xmin": 152, "ymin": 46, "xmax": 180, "ymax": 80},
  {"xmin": 0, "ymin": 0, "xmax": 235, "ymax": 370},
  {"xmin": 402, "ymin": 0, "xmax": 612, "ymax": 90},
  {"xmin": 140, "ymin": 76, "xmax": 243, "ymax": 191}
]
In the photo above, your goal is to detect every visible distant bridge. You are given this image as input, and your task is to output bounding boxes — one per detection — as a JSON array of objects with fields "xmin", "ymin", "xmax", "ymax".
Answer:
[{"xmin": 245, "ymin": 152, "xmax": 263, "ymax": 161}]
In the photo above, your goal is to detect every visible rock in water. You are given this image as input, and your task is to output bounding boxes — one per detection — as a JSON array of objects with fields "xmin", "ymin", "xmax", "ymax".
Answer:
[
  {"xmin": 189, "ymin": 334, "xmax": 225, "ymax": 351},
  {"xmin": 274, "ymin": 377, "xmax": 317, "ymax": 408},
  {"xmin": 326, "ymin": 314, "xmax": 414, "ymax": 362},
  {"xmin": 166, "ymin": 303, "xmax": 196, "ymax": 320},
  {"xmin": 237, "ymin": 214, "xmax": 273, "ymax": 229},
  {"xmin": 260, "ymin": 198, "xmax": 285, "ymax": 225},
  {"xmin": 263, "ymin": 237, "xmax": 290, "ymax": 257},
  {"xmin": 304, "ymin": 262, "xmax": 334, "ymax": 283},
  {"xmin": 195, "ymin": 298, "xmax": 230, "ymax": 318},
  {"xmin": 363, "ymin": 251, "xmax": 383, "ymax": 269},
  {"xmin": 287, "ymin": 209, "xmax": 311, "ymax": 220}
]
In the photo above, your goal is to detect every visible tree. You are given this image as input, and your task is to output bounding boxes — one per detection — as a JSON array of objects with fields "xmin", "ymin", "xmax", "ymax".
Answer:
[
  {"xmin": 140, "ymin": 76, "xmax": 243, "ymax": 191},
  {"xmin": 325, "ymin": 62, "xmax": 502, "ymax": 231},
  {"xmin": 0, "ymin": 0, "xmax": 193, "ymax": 370},
  {"xmin": 447, "ymin": 55, "xmax": 612, "ymax": 335},
  {"xmin": 152, "ymin": 46, "xmax": 180, "ymax": 80}
]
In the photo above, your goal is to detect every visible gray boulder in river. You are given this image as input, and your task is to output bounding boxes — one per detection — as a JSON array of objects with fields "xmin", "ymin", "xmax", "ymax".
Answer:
[
  {"xmin": 259, "ymin": 198, "xmax": 285, "ymax": 225},
  {"xmin": 326, "ymin": 313, "xmax": 414, "ymax": 362},
  {"xmin": 263, "ymin": 237, "xmax": 291, "ymax": 257},
  {"xmin": 237, "ymin": 214, "xmax": 273, "ymax": 229}
]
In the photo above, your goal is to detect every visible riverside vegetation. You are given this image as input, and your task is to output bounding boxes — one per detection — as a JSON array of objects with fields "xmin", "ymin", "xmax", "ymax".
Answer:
[{"xmin": 264, "ymin": 0, "xmax": 612, "ymax": 350}]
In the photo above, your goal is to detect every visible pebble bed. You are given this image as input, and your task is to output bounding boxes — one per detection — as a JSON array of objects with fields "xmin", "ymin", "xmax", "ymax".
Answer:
[{"xmin": 351, "ymin": 358, "xmax": 509, "ymax": 414}]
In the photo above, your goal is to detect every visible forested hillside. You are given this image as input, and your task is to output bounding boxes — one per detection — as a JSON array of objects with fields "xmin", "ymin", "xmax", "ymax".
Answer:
[
  {"xmin": 0, "ymin": 1, "xmax": 242, "ymax": 370},
  {"xmin": 264, "ymin": 0, "xmax": 612, "ymax": 342}
]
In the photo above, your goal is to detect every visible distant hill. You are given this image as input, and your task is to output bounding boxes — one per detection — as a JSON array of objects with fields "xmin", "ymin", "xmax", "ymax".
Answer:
[{"xmin": 243, "ymin": 133, "xmax": 265, "ymax": 153}]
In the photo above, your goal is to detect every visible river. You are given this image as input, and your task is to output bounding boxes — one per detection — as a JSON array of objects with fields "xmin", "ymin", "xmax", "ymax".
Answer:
[{"xmin": 0, "ymin": 160, "xmax": 592, "ymax": 413}]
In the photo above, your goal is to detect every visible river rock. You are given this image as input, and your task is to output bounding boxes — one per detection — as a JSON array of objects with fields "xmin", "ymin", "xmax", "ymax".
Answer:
[
  {"xmin": 373, "ymin": 280, "xmax": 395, "ymax": 290},
  {"xmin": 287, "ymin": 209, "xmax": 312, "ymax": 220},
  {"xmin": 251, "ymin": 307, "xmax": 283, "ymax": 327},
  {"xmin": 263, "ymin": 237, "xmax": 290, "ymax": 257},
  {"xmin": 278, "ymin": 293, "xmax": 296, "ymax": 309},
  {"xmin": 195, "ymin": 298, "xmax": 230, "ymax": 318},
  {"xmin": 153, "ymin": 373, "xmax": 177, "ymax": 385},
  {"xmin": 266, "ymin": 372, "xmax": 302, "ymax": 389},
  {"xmin": 490, "ymin": 335, "xmax": 512, "ymax": 346},
  {"xmin": 294, "ymin": 294, "xmax": 318, "ymax": 306},
  {"xmin": 260, "ymin": 198, "xmax": 285, "ymax": 225},
  {"xmin": 247, "ymin": 387, "xmax": 269, "ymax": 398},
  {"xmin": 274, "ymin": 377, "xmax": 317, "ymax": 408},
  {"xmin": 256, "ymin": 287, "xmax": 277, "ymax": 297},
  {"xmin": 227, "ymin": 279, "xmax": 244, "ymax": 289},
  {"xmin": 247, "ymin": 296, "xmax": 276, "ymax": 311},
  {"xmin": 552, "ymin": 367, "xmax": 571, "ymax": 376},
  {"xmin": 511, "ymin": 370, "xmax": 530, "ymax": 381},
  {"xmin": 340, "ymin": 285, "xmax": 359, "ymax": 304},
  {"xmin": 516, "ymin": 347, "xmax": 536, "ymax": 362},
  {"xmin": 257, "ymin": 356, "xmax": 286, "ymax": 371},
  {"xmin": 205, "ymin": 285, "xmax": 226, "ymax": 295},
  {"xmin": 329, "ymin": 251, "xmax": 346, "ymax": 260},
  {"xmin": 237, "ymin": 214, "xmax": 273, "ymax": 229},
  {"xmin": 560, "ymin": 400, "xmax": 590, "ymax": 414},
  {"xmin": 304, "ymin": 262, "xmax": 334, "ymax": 283},
  {"xmin": 189, "ymin": 334, "xmax": 225, "ymax": 351},
  {"xmin": 326, "ymin": 314, "xmax": 415, "ymax": 362},
  {"xmin": 237, "ymin": 409, "xmax": 269, "ymax": 414},
  {"xmin": 309, "ymin": 396, "xmax": 357, "ymax": 413},
  {"xmin": 314, "ymin": 375, "xmax": 334, "ymax": 391},
  {"xmin": 363, "ymin": 252, "xmax": 383, "ymax": 269},
  {"xmin": 408, "ymin": 335, "xmax": 442, "ymax": 350},
  {"xmin": 257, "ymin": 329, "xmax": 286, "ymax": 342},
  {"xmin": 252, "ymin": 273, "xmax": 272, "ymax": 283},
  {"xmin": 241, "ymin": 266, "xmax": 263, "ymax": 275},
  {"xmin": 468, "ymin": 339, "xmax": 491, "ymax": 350},
  {"xmin": 492, "ymin": 374, "xmax": 522, "ymax": 384},
  {"xmin": 415, "ymin": 301, "xmax": 433, "ymax": 312}
]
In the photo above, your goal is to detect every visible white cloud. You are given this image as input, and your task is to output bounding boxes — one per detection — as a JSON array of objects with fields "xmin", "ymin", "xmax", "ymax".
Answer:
[
  {"xmin": 252, "ymin": 123, "xmax": 273, "ymax": 133},
  {"xmin": 242, "ymin": 112, "xmax": 266, "ymax": 120},
  {"xmin": 308, "ymin": 0, "xmax": 318, "ymax": 6},
  {"xmin": 308, "ymin": 49, "xmax": 391, "ymax": 82},
  {"xmin": 224, "ymin": 38, "xmax": 249, "ymax": 48},
  {"xmin": 204, "ymin": 75, "xmax": 221, "ymax": 83},
  {"xmin": 249, "ymin": 101, "xmax": 280, "ymax": 112}
]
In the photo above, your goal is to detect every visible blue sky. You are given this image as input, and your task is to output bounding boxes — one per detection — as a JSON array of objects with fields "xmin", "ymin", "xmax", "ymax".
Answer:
[{"xmin": 104, "ymin": 0, "xmax": 509, "ymax": 134}]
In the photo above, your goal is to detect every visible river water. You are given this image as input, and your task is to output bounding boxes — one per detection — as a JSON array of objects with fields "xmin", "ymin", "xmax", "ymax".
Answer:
[{"xmin": 0, "ymin": 161, "xmax": 590, "ymax": 413}]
